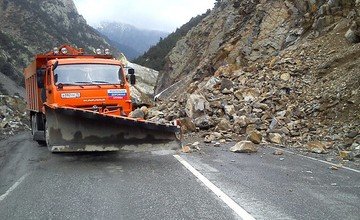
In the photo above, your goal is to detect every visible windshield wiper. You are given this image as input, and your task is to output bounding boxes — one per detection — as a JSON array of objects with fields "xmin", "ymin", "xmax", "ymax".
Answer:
[
  {"xmin": 92, "ymin": 81, "xmax": 119, "ymax": 88},
  {"xmin": 74, "ymin": 81, "xmax": 92, "ymax": 84},
  {"xmin": 57, "ymin": 83, "xmax": 84, "ymax": 88},
  {"xmin": 92, "ymin": 80, "xmax": 110, "ymax": 84}
]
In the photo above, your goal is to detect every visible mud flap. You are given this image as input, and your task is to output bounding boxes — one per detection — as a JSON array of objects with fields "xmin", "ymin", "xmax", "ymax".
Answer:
[{"xmin": 45, "ymin": 105, "xmax": 181, "ymax": 152}]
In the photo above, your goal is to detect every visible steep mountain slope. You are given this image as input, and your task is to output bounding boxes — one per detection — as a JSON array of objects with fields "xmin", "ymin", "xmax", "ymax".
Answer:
[
  {"xmin": 154, "ymin": 0, "xmax": 360, "ymax": 158},
  {"xmin": 133, "ymin": 10, "xmax": 211, "ymax": 71},
  {"xmin": 97, "ymin": 22, "xmax": 168, "ymax": 60},
  {"xmin": 0, "ymin": 0, "xmax": 118, "ymax": 96}
]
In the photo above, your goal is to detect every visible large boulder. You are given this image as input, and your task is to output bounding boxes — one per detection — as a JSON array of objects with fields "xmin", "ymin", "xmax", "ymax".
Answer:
[{"xmin": 185, "ymin": 94, "xmax": 210, "ymax": 119}]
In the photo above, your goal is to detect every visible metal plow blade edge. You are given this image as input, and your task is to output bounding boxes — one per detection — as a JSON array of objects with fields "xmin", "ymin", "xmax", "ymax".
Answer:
[{"xmin": 45, "ymin": 105, "xmax": 181, "ymax": 152}]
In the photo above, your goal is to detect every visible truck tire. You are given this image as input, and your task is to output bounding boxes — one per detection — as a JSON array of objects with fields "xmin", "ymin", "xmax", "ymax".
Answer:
[
  {"xmin": 37, "ymin": 140, "xmax": 47, "ymax": 146},
  {"xmin": 31, "ymin": 114, "xmax": 46, "ymax": 146},
  {"xmin": 31, "ymin": 115, "xmax": 36, "ymax": 136}
]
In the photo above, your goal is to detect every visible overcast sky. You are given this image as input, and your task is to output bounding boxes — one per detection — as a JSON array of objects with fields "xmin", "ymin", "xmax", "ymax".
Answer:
[{"xmin": 73, "ymin": 0, "xmax": 215, "ymax": 32}]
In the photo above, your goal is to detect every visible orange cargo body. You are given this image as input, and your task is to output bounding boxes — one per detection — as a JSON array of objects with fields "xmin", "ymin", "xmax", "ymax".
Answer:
[{"xmin": 24, "ymin": 60, "xmax": 43, "ymax": 112}]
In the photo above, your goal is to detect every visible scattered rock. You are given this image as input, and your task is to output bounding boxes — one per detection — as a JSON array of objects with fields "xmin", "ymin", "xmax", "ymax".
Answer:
[
  {"xmin": 220, "ymin": 78, "xmax": 233, "ymax": 91},
  {"xmin": 204, "ymin": 134, "xmax": 215, "ymax": 143},
  {"xmin": 241, "ymin": 88, "xmax": 260, "ymax": 102},
  {"xmin": 0, "ymin": 96, "xmax": 31, "ymax": 139},
  {"xmin": 212, "ymin": 132, "xmax": 223, "ymax": 139},
  {"xmin": 222, "ymin": 88, "xmax": 233, "ymax": 94},
  {"xmin": 214, "ymin": 142, "xmax": 221, "ymax": 147},
  {"xmin": 230, "ymin": 141, "xmax": 258, "ymax": 153},
  {"xmin": 248, "ymin": 130, "xmax": 262, "ymax": 144},
  {"xmin": 273, "ymin": 150, "xmax": 284, "ymax": 155},
  {"xmin": 331, "ymin": 166, "xmax": 339, "ymax": 170},
  {"xmin": 194, "ymin": 115, "xmax": 214, "ymax": 129},
  {"xmin": 179, "ymin": 117, "xmax": 196, "ymax": 133},
  {"xmin": 182, "ymin": 145, "xmax": 192, "ymax": 153},
  {"xmin": 234, "ymin": 116, "xmax": 249, "ymax": 128},
  {"xmin": 268, "ymin": 133, "xmax": 283, "ymax": 144},
  {"xmin": 224, "ymin": 105, "xmax": 236, "ymax": 116},
  {"xmin": 192, "ymin": 141, "xmax": 200, "ymax": 147},
  {"xmin": 345, "ymin": 22, "xmax": 360, "ymax": 44},
  {"xmin": 350, "ymin": 142, "xmax": 360, "ymax": 158},
  {"xmin": 280, "ymin": 72, "xmax": 291, "ymax": 81},
  {"xmin": 129, "ymin": 109, "xmax": 145, "ymax": 119},
  {"xmin": 215, "ymin": 118, "xmax": 232, "ymax": 131},
  {"xmin": 140, "ymin": 106, "xmax": 149, "ymax": 117},
  {"xmin": 346, "ymin": 131, "xmax": 359, "ymax": 139},
  {"xmin": 307, "ymin": 141, "xmax": 327, "ymax": 154},
  {"xmin": 339, "ymin": 151, "xmax": 354, "ymax": 161},
  {"xmin": 191, "ymin": 142, "xmax": 201, "ymax": 151}
]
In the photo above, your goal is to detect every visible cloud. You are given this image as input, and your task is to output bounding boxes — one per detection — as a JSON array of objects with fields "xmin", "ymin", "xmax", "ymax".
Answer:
[{"xmin": 74, "ymin": 0, "xmax": 215, "ymax": 32}]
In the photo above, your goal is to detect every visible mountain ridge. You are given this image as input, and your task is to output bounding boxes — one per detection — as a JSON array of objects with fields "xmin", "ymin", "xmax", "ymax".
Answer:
[{"xmin": 96, "ymin": 21, "xmax": 168, "ymax": 60}]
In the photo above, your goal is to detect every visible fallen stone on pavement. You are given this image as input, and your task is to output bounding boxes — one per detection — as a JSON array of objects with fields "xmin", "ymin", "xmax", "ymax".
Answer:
[
  {"xmin": 307, "ymin": 141, "xmax": 327, "ymax": 154},
  {"xmin": 268, "ymin": 133, "xmax": 283, "ymax": 144},
  {"xmin": 339, "ymin": 151, "xmax": 354, "ymax": 161},
  {"xmin": 248, "ymin": 130, "xmax": 262, "ymax": 144},
  {"xmin": 230, "ymin": 141, "xmax": 257, "ymax": 153},
  {"xmin": 182, "ymin": 145, "xmax": 192, "ymax": 153},
  {"xmin": 273, "ymin": 150, "xmax": 284, "ymax": 155}
]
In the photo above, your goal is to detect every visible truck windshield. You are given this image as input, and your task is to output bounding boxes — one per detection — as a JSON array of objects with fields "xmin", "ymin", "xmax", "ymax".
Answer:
[{"xmin": 54, "ymin": 64, "xmax": 123, "ymax": 85}]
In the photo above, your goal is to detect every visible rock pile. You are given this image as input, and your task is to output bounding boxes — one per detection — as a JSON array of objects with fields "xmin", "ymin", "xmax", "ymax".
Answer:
[
  {"xmin": 151, "ymin": 0, "xmax": 359, "ymax": 160},
  {"xmin": 154, "ymin": 48, "xmax": 359, "ymax": 158},
  {"xmin": 0, "ymin": 95, "xmax": 29, "ymax": 139}
]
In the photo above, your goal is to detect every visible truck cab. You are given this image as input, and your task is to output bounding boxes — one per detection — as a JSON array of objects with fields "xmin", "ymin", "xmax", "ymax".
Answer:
[{"xmin": 44, "ymin": 58, "xmax": 134, "ymax": 116}]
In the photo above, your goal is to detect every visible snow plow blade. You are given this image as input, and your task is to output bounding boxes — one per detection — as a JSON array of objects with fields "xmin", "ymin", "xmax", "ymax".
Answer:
[{"xmin": 45, "ymin": 105, "xmax": 181, "ymax": 152}]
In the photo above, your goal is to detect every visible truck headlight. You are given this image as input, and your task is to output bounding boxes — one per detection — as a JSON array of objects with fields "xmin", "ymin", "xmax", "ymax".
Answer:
[
  {"xmin": 61, "ymin": 47, "xmax": 68, "ymax": 54},
  {"xmin": 96, "ymin": 48, "xmax": 102, "ymax": 55},
  {"xmin": 104, "ymin": 49, "xmax": 110, "ymax": 55},
  {"xmin": 53, "ymin": 47, "xmax": 59, "ymax": 55}
]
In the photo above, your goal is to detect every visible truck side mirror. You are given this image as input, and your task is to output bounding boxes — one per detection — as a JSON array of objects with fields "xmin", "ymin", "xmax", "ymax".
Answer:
[
  {"xmin": 52, "ymin": 61, "xmax": 59, "ymax": 71},
  {"xmin": 128, "ymin": 68, "xmax": 135, "ymax": 75},
  {"xmin": 36, "ymin": 69, "xmax": 45, "ymax": 88},
  {"xmin": 130, "ymin": 74, "xmax": 136, "ymax": 85}
]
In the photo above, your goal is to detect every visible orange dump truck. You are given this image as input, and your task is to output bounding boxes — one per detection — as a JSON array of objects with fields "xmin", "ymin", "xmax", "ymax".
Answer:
[{"xmin": 24, "ymin": 45, "xmax": 180, "ymax": 152}]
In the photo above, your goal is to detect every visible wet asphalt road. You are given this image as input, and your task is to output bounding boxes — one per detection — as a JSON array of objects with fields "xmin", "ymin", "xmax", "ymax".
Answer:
[{"xmin": 0, "ymin": 132, "xmax": 359, "ymax": 219}]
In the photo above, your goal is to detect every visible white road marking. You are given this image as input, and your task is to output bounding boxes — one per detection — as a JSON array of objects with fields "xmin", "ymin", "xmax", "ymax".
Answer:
[
  {"xmin": 0, "ymin": 174, "xmax": 28, "ymax": 202},
  {"xmin": 269, "ymin": 146, "xmax": 360, "ymax": 174},
  {"xmin": 174, "ymin": 155, "xmax": 256, "ymax": 220}
]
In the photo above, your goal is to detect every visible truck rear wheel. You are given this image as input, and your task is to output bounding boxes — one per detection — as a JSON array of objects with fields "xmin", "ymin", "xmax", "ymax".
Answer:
[{"xmin": 31, "ymin": 114, "xmax": 46, "ymax": 146}]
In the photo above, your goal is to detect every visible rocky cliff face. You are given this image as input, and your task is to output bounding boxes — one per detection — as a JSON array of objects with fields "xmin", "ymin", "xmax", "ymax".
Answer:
[
  {"xmin": 157, "ymin": 0, "xmax": 359, "ymax": 94},
  {"xmin": 155, "ymin": 0, "xmax": 360, "ymax": 158},
  {"xmin": 0, "ymin": 0, "xmax": 117, "ymax": 96}
]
